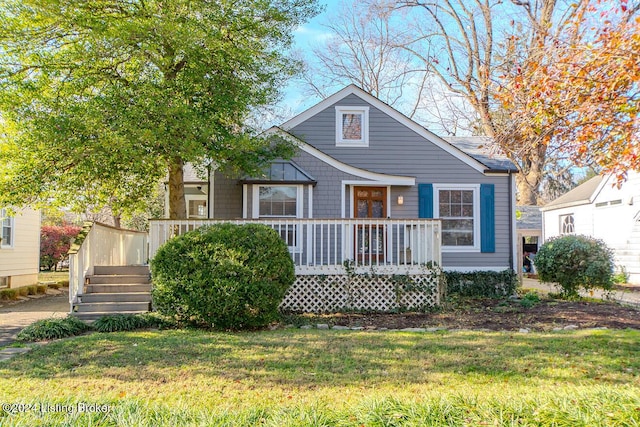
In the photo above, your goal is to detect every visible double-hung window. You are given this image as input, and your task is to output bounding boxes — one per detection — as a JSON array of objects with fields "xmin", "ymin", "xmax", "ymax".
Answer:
[
  {"xmin": 255, "ymin": 185, "xmax": 301, "ymax": 249},
  {"xmin": 336, "ymin": 106, "xmax": 369, "ymax": 147},
  {"xmin": 434, "ymin": 185, "xmax": 480, "ymax": 251},
  {"xmin": 1, "ymin": 209, "xmax": 13, "ymax": 248}
]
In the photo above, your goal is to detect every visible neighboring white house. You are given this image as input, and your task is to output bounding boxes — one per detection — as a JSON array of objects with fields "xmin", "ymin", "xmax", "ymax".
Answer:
[
  {"xmin": 0, "ymin": 208, "xmax": 40, "ymax": 288},
  {"xmin": 541, "ymin": 172, "xmax": 640, "ymax": 284}
]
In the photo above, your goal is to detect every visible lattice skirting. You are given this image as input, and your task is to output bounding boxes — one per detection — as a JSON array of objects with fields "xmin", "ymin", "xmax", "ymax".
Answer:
[{"xmin": 280, "ymin": 273, "xmax": 443, "ymax": 313}]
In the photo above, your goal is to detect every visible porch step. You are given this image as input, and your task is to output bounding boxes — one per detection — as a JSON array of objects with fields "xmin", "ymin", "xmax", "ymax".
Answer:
[
  {"xmin": 74, "ymin": 301, "xmax": 151, "ymax": 313},
  {"xmin": 72, "ymin": 265, "xmax": 152, "ymax": 321},
  {"xmin": 87, "ymin": 274, "xmax": 150, "ymax": 284},
  {"xmin": 85, "ymin": 283, "xmax": 152, "ymax": 294},
  {"xmin": 94, "ymin": 265, "xmax": 150, "ymax": 276},
  {"xmin": 80, "ymin": 292, "xmax": 151, "ymax": 303}
]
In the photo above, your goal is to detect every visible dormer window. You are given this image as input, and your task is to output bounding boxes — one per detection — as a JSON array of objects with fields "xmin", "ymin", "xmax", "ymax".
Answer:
[{"xmin": 336, "ymin": 106, "xmax": 369, "ymax": 147}]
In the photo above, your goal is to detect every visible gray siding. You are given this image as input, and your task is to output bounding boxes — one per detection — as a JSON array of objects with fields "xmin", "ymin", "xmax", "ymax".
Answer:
[
  {"xmin": 289, "ymin": 93, "xmax": 513, "ymax": 270},
  {"xmin": 212, "ymin": 171, "xmax": 242, "ymax": 219}
]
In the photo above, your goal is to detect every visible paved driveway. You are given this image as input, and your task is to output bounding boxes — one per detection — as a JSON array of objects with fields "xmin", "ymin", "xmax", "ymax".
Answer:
[
  {"xmin": 522, "ymin": 278, "xmax": 640, "ymax": 307},
  {"xmin": 0, "ymin": 289, "xmax": 69, "ymax": 347}
]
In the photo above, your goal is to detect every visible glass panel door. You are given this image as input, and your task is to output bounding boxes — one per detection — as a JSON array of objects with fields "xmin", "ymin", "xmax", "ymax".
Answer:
[{"xmin": 353, "ymin": 187, "xmax": 387, "ymax": 262}]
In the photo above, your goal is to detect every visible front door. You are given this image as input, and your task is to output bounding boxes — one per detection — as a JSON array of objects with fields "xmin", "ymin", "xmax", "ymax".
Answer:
[{"xmin": 353, "ymin": 187, "xmax": 387, "ymax": 262}]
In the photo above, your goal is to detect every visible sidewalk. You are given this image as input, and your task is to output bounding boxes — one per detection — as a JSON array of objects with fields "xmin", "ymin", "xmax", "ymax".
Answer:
[
  {"xmin": 522, "ymin": 278, "xmax": 640, "ymax": 307},
  {"xmin": 0, "ymin": 288, "xmax": 69, "ymax": 347}
]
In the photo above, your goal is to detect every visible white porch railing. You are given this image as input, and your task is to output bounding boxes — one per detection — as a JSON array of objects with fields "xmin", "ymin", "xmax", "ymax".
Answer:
[
  {"xmin": 68, "ymin": 222, "xmax": 148, "ymax": 308},
  {"xmin": 149, "ymin": 219, "xmax": 441, "ymax": 275}
]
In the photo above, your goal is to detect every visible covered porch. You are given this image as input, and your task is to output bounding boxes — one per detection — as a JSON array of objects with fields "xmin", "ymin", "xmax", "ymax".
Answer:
[{"xmin": 148, "ymin": 218, "xmax": 442, "ymax": 275}]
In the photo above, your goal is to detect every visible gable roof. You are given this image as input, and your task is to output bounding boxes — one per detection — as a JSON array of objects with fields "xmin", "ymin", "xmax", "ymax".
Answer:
[
  {"xmin": 281, "ymin": 85, "xmax": 516, "ymax": 174},
  {"xmin": 541, "ymin": 175, "xmax": 605, "ymax": 211}
]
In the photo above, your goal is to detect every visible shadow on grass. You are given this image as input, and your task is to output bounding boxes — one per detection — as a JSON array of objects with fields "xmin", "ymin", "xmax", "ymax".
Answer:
[{"xmin": 1, "ymin": 328, "xmax": 639, "ymax": 389}]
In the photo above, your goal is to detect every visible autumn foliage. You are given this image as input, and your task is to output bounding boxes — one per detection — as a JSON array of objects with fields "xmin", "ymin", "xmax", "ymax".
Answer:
[
  {"xmin": 40, "ymin": 224, "xmax": 82, "ymax": 271},
  {"xmin": 497, "ymin": 1, "xmax": 640, "ymax": 184}
]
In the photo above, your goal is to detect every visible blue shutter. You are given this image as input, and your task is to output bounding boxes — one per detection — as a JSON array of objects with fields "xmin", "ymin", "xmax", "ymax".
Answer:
[
  {"xmin": 418, "ymin": 184, "xmax": 433, "ymax": 218},
  {"xmin": 480, "ymin": 184, "xmax": 495, "ymax": 253}
]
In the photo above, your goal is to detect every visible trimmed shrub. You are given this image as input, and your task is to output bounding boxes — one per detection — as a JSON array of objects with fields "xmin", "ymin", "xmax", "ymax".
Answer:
[
  {"xmin": 445, "ymin": 270, "xmax": 518, "ymax": 298},
  {"xmin": 16, "ymin": 316, "xmax": 91, "ymax": 342},
  {"xmin": 535, "ymin": 235, "xmax": 614, "ymax": 298},
  {"xmin": 151, "ymin": 223, "xmax": 295, "ymax": 330}
]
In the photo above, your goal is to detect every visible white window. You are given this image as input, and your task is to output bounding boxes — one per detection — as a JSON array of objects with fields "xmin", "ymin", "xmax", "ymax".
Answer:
[
  {"xmin": 187, "ymin": 199, "xmax": 207, "ymax": 219},
  {"xmin": 335, "ymin": 106, "xmax": 369, "ymax": 146},
  {"xmin": 434, "ymin": 185, "xmax": 480, "ymax": 251},
  {"xmin": 253, "ymin": 185, "xmax": 303, "ymax": 250},
  {"xmin": 1, "ymin": 209, "xmax": 13, "ymax": 248},
  {"xmin": 560, "ymin": 214, "xmax": 575, "ymax": 235},
  {"xmin": 257, "ymin": 186, "xmax": 300, "ymax": 217}
]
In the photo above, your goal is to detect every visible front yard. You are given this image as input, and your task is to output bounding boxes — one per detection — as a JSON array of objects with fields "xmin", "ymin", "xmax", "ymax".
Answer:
[{"xmin": 1, "ymin": 327, "xmax": 639, "ymax": 426}]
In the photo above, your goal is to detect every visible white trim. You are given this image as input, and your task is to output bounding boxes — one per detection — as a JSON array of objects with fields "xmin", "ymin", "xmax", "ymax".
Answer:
[
  {"xmin": 185, "ymin": 193, "xmax": 208, "ymax": 219},
  {"xmin": 433, "ymin": 184, "xmax": 481, "ymax": 252},
  {"xmin": 443, "ymin": 266, "xmax": 511, "ymax": 272},
  {"xmin": 335, "ymin": 106, "xmax": 369, "ymax": 147},
  {"xmin": 252, "ymin": 184, "xmax": 303, "ymax": 219},
  {"xmin": 0, "ymin": 210, "xmax": 14, "ymax": 249},
  {"xmin": 280, "ymin": 85, "xmax": 487, "ymax": 173},
  {"xmin": 308, "ymin": 185, "xmax": 313, "ymax": 219},
  {"xmin": 510, "ymin": 173, "xmax": 518, "ymax": 272},
  {"xmin": 341, "ymin": 184, "xmax": 346, "ymax": 219},
  {"xmin": 242, "ymin": 184, "xmax": 248, "ymax": 219},
  {"xmin": 268, "ymin": 127, "xmax": 416, "ymax": 186},
  {"xmin": 387, "ymin": 186, "xmax": 391, "ymax": 218}
]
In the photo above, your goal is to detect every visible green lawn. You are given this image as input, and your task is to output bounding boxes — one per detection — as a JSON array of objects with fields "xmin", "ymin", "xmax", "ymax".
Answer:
[
  {"xmin": 38, "ymin": 271, "xmax": 69, "ymax": 285},
  {"xmin": 1, "ymin": 328, "xmax": 639, "ymax": 426}
]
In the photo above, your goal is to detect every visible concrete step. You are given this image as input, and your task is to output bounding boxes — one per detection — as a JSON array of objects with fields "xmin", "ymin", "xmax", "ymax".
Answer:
[
  {"xmin": 94, "ymin": 265, "xmax": 149, "ymax": 276},
  {"xmin": 79, "ymin": 292, "xmax": 151, "ymax": 303},
  {"xmin": 71, "ymin": 311, "xmax": 150, "ymax": 322},
  {"xmin": 74, "ymin": 301, "xmax": 151, "ymax": 313},
  {"xmin": 85, "ymin": 283, "xmax": 152, "ymax": 294},
  {"xmin": 87, "ymin": 275, "xmax": 150, "ymax": 285}
]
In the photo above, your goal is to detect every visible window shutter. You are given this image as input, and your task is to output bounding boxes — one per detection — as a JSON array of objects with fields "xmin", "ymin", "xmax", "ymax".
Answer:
[
  {"xmin": 480, "ymin": 184, "xmax": 495, "ymax": 253},
  {"xmin": 418, "ymin": 184, "xmax": 433, "ymax": 218}
]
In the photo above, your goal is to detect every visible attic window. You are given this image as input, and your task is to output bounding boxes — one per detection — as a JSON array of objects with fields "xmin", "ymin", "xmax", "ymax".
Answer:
[
  {"xmin": 242, "ymin": 161, "xmax": 316, "ymax": 184},
  {"xmin": 336, "ymin": 106, "xmax": 369, "ymax": 147}
]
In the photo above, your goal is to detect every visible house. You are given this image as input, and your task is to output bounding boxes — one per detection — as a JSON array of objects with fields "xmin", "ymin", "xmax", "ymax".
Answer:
[
  {"xmin": 541, "ymin": 171, "xmax": 640, "ymax": 284},
  {"xmin": 156, "ymin": 85, "xmax": 518, "ymax": 273},
  {"xmin": 0, "ymin": 208, "xmax": 40, "ymax": 289}
]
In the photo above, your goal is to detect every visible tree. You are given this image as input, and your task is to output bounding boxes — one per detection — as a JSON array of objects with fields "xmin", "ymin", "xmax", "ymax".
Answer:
[
  {"xmin": 0, "ymin": 0, "xmax": 320, "ymax": 219},
  {"xmin": 383, "ymin": 0, "xmax": 598, "ymax": 205},
  {"xmin": 40, "ymin": 224, "xmax": 82, "ymax": 271},
  {"xmin": 301, "ymin": 1, "xmax": 432, "ymax": 121},
  {"xmin": 496, "ymin": 2, "xmax": 640, "ymax": 184}
]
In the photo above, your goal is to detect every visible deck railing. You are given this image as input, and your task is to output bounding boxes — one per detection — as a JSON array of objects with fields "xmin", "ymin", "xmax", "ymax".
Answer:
[
  {"xmin": 68, "ymin": 222, "xmax": 148, "ymax": 308},
  {"xmin": 149, "ymin": 218, "xmax": 441, "ymax": 274}
]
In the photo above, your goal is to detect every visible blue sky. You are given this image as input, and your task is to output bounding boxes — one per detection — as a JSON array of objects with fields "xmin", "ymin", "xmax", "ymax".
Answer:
[{"xmin": 277, "ymin": 0, "xmax": 341, "ymax": 116}]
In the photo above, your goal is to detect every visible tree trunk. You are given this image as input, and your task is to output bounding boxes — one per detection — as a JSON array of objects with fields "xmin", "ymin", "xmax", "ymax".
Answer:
[
  {"xmin": 168, "ymin": 158, "xmax": 187, "ymax": 219},
  {"xmin": 516, "ymin": 150, "xmax": 545, "ymax": 206}
]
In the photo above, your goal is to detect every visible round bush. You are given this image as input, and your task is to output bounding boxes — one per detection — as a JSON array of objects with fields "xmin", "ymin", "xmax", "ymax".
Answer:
[
  {"xmin": 535, "ymin": 235, "xmax": 614, "ymax": 298},
  {"xmin": 150, "ymin": 223, "xmax": 295, "ymax": 330}
]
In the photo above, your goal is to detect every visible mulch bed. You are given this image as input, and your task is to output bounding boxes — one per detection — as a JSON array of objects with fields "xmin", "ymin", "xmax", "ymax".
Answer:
[{"xmin": 290, "ymin": 298, "xmax": 640, "ymax": 331}]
